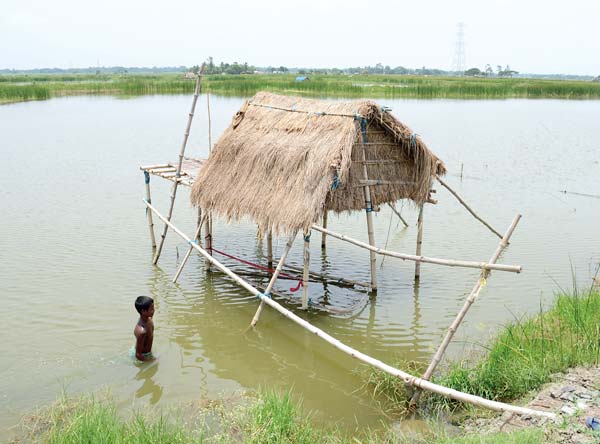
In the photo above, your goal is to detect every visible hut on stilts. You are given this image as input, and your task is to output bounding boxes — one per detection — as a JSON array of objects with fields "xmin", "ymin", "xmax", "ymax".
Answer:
[{"xmin": 139, "ymin": 74, "xmax": 554, "ymax": 419}]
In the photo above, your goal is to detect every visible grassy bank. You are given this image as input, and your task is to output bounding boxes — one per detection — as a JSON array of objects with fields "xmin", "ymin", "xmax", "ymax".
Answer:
[
  {"xmin": 365, "ymin": 288, "xmax": 600, "ymax": 416},
  {"xmin": 15, "ymin": 391, "xmax": 545, "ymax": 444},
  {"xmin": 2, "ymin": 73, "xmax": 600, "ymax": 105}
]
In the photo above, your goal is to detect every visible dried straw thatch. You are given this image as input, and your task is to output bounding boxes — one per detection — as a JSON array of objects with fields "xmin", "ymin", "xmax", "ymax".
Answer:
[{"xmin": 191, "ymin": 92, "xmax": 445, "ymax": 234}]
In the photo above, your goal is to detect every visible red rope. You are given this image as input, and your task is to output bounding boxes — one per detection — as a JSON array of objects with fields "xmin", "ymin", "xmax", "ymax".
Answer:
[{"xmin": 210, "ymin": 247, "xmax": 304, "ymax": 292}]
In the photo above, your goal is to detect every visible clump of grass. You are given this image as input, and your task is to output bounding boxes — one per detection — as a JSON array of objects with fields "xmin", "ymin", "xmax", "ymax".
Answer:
[
  {"xmin": 363, "ymin": 289, "xmax": 600, "ymax": 416},
  {"xmin": 361, "ymin": 359, "xmax": 427, "ymax": 417},
  {"xmin": 22, "ymin": 394, "xmax": 203, "ymax": 444}
]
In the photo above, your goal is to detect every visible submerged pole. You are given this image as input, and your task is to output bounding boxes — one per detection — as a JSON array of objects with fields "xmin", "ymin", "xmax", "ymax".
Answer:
[
  {"xmin": 302, "ymin": 230, "xmax": 311, "ymax": 309},
  {"xmin": 143, "ymin": 171, "xmax": 157, "ymax": 249},
  {"xmin": 153, "ymin": 64, "xmax": 205, "ymax": 265},
  {"xmin": 415, "ymin": 204, "xmax": 424, "ymax": 280},
  {"xmin": 321, "ymin": 211, "xmax": 328, "ymax": 249}
]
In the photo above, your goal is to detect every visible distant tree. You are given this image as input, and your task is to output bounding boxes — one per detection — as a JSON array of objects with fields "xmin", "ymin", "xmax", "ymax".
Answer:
[
  {"xmin": 496, "ymin": 65, "xmax": 502, "ymax": 75},
  {"xmin": 485, "ymin": 64, "xmax": 493, "ymax": 77},
  {"xmin": 465, "ymin": 67, "xmax": 482, "ymax": 76},
  {"xmin": 593, "ymin": 75, "xmax": 600, "ymax": 83}
]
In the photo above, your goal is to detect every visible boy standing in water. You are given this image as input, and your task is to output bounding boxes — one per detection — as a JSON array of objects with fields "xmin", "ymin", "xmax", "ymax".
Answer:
[{"xmin": 134, "ymin": 296, "xmax": 155, "ymax": 361}]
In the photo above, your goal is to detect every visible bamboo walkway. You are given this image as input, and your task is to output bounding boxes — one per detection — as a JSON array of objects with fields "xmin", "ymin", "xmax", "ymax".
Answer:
[{"xmin": 139, "ymin": 157, "xmax": 205, "ymax": 187}]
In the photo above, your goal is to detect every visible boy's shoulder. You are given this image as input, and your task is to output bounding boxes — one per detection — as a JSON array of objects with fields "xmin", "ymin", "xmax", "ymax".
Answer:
[{"xmin": 134, "ymin": 322, "xmax": 147, "ymax": 337}]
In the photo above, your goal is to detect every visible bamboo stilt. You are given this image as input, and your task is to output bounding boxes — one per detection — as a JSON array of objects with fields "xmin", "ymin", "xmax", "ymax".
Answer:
[
  {"xmin": 267, "ymin": 231, "xmax": 273, "ymax": 268},
  {"xmin": 437, "ymin": 176, "xmax": 503, "ymax": 240},
  {"xmin": 321, "ymin": 211, "xmax": 328, "ymax": 249},
  {"xmin": 204, "ymin": 215, "xmax": 213, "ymax": 270},
  {"xmin": 143, "ymin": 171, "xmax": 157, "ymax": 248},
  {"xmin": 411, "ymin": 214, "xmax": 522, "ymax": 405},
  {"xmin": 358, "ymin": 118, "xmax": 377, "ymax": 291},
  {"xmin": 311, "ymin": 225, "xmax": 522, "ymax": 273},
  {"xmin": 153, "ymin": 65, "xmax": 205, "ymax": 265},
  {"xmin": 302, "ymin": 230, "xmax": 311, "ymax": 309},
  {"xmin": 173, "ymin": 214, "xmax": 207, "ymax": 283},
  {"xmin": 388, "ymin": 203, "xmax": 409, "ymax": 228},
  {"xmin": 415, "ymin": 205, "xmax": 424, "ymax": 280},
  {"xmin": 144, "ymin": 200, "xmax": 552, "ymax": 419},
  {"xmin": 196, "ymin": 208, "xmax": 203, "ymax": 244},
  {"xmin": 251, "ymin": 232, "xmax": 298, "ymax": 327}
]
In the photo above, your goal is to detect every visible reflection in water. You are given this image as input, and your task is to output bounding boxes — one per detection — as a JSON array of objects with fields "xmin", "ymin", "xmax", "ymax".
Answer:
[{"xmin": 135, "ymin": 360, "xmax": 163, "ymax": 404}]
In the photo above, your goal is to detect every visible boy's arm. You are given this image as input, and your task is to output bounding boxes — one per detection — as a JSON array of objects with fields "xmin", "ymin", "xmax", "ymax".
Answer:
[{"xmin": 135, "ymin": 329, "xmax": 147, "ymax": 361}]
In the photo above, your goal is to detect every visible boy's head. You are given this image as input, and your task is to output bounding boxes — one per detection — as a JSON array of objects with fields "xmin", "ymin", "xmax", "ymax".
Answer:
[{"xmin": 135, "ymin": 296, "xmax": 154, "ymax": 315}]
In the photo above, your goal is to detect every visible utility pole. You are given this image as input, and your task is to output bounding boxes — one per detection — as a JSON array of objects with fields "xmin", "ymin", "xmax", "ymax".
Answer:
[{"xmin": 452, "ymin": 22, "xmax": 466, "ymax": 75}]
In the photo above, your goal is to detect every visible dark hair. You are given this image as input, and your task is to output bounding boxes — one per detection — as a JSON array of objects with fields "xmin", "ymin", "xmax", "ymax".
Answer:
[{"xmin": 135, "ymin": 296, "xmax": 154, "ymax": 314}]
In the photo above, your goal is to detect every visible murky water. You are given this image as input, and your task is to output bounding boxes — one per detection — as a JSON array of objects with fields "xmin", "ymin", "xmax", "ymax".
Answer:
[{"xmin": 1, "ymin": 95, "xmax": 599, "ymax": 436}]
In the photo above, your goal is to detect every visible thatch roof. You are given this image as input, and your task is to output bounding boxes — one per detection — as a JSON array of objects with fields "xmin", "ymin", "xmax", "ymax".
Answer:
[{"xmin": 191, "ymin": 92, "xmax": 445, "ymax": 234}]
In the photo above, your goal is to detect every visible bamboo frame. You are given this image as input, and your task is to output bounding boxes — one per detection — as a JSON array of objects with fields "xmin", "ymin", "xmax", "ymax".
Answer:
[
  {"xmin": 302, "ymin": 230, "xmax": 311, "ymax": 309},
  {"xmin": 411, "ymin": 214, "xmax": 522, "ymax": 404},
  {"xmin": 143, "ymin": 200, "xmax": 553, "ymax": 420},
  {"xmin": 251, "ymin": 232, "xmax": 298, "ymax": 327},
  {"xmin": 172, "ymin": 214, "xmax": 207, "ymax": 283},
  {"xmin": 311, "ymin": 225, "xmax": 522, "ymax": 273},
  {"xmin": 153, "ymin": 65, "xmax": 205, "ymax": 265},
  {"xmin": 143, "ymin": 171, "xmax": 157, "ymax": 248},
  {"xmin": 437, "ymin": 176, "xmax": 503, "ymax": 239},
  {"xmin": 283, "ymin": 264, "xmax": 370, "ymax": 289},
  {"xmin": 415, "ymin": 205, "xmax": 424, "ymax": 279}
]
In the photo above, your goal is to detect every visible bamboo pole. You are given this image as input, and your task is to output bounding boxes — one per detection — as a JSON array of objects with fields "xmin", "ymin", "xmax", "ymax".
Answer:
[
  {"xmin": 358, "ymin": 118, "xmax": 377, "ymax": 291},
  {"xmin": 415, "ymin": 205, "xmax": 424, "ymax": 280},
  {"xmin": 437, "ymin": 176, "xmax": 503, "ymax": 240},
  {"xmin": 143, "ymin": 171, "xmax": 157, "ymax": 248},
  {"xmin": 388, "ymin": 203, "xmax": 409, "ymax": 228},
  {"xmin": 153, "ymin": 65, "xmax": 205, "ymax": 265},
  {"xmin": 267, "ymin": 231, "xmax": 273, "ymax": 268},
  {"xmin": 311, "ymin": 225, "xmax": 521, "ymax": 273},
  {"xmin": 251, "ymin": 232, "xmax": 298, "ymax": 327},
  {"xmin": 411, "ymin": 214, "xmax": 522, "ymax": 405},
  {"xmin": 205, "ymin": 89, "xmax": 214, "ymax": 269},
  {"xmin": 321, "ymin": 211, "xmax": 328, "ymax": 249},
  {"xmin": 196, "ymin": 208, "xmax": 203, "ymax": 244},
  {"xmin": 302, "ymin": 230, "xmax": 311, "ymax": 309},
  {"xmin": 143, "ymin": 200, "xmax": 552, "ymax": 419},
  {"xmin": 173, "ymin": 214, "xmax": 207, "ymax": 283}
]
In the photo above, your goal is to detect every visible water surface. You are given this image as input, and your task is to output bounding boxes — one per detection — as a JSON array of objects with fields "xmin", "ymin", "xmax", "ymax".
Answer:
[{"xmin": 1, "ymin": 95, "xmax": 599, "ymax": 436}]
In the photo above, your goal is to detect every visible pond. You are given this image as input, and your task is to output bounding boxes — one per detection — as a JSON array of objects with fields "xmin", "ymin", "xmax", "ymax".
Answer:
[{"xmin": 1, "ymin": 94, "xmax": 599, "ymax": 436}]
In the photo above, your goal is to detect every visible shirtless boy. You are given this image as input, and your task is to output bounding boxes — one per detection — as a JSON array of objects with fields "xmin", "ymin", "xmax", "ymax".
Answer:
[{"xmin": 134, "ymin": 296, "xmax": 155, "ymax": 361}]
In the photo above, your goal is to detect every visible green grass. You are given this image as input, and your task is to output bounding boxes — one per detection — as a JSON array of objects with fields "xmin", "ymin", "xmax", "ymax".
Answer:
[
  {"xmin": 15, "ymin": 389, "xmax": 549, "ymax": 444},
  {"xmin": 364, "ymin": 289, "xmax": 600, "ymax": 416},
  {"xmin": 2, "ymin": 73, "xmax": 600, "ymax": 104}
]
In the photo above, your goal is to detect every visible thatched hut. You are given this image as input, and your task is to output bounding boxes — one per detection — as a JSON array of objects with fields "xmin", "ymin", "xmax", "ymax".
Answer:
[{"xmin": 191, "ymin": 92, "xmax": 445, "ymax": 234}]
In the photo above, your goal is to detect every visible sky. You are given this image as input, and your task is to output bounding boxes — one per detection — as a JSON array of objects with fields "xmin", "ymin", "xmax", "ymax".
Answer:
[{"xmin": 1, "ymin": 0, "xmax": 599, "ymax": 75}]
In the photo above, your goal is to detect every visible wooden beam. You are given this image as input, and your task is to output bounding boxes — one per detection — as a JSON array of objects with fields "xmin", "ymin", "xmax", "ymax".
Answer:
[{"xmin": 437, "ymin": 176, "xmax": 503, "ymax": 239}]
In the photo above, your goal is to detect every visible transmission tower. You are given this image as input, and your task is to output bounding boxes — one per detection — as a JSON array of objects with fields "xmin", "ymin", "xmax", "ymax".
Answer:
[{"xmin": 452, "ymin": 22, "xmax": 466, "ymax": 75}]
